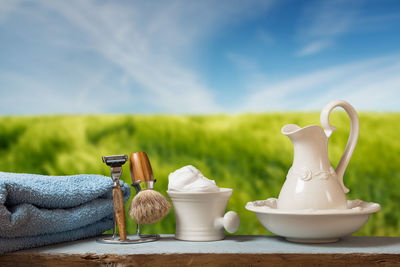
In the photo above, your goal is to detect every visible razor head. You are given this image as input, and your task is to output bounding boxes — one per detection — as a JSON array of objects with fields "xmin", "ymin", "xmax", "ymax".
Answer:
[{"xmin": 102, "ymin": 155, "xmax": 128, "ymax": 167}]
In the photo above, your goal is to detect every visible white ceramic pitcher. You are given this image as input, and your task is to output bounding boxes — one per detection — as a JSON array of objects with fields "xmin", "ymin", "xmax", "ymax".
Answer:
[{"xmin": 278, "ymin": 100, "xmax": 359, "ymax": 210}]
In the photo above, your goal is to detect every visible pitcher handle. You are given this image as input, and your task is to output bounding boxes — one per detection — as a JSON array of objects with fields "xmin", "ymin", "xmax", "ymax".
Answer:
[{"xmin": 320, "ymin": 100, "xmax": 359, "ymax": 193}]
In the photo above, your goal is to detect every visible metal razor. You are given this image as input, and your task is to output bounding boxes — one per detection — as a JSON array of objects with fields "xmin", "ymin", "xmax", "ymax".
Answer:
[
  {"xmin": 102, "ymin": 154, "xmax": 128, "ymax": 241},
  {"xmin": 102, "ymin": 155, "xmax": 128, "ymax": 183}
]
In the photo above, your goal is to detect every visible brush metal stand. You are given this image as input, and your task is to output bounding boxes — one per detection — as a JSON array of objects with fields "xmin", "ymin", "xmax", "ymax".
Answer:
[{"xmin": 97, "ymin": 180, "xmax": 159, "ymax": 244}]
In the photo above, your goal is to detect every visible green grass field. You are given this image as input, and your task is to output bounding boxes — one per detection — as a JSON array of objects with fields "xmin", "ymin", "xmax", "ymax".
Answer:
[{"xmin": 0, "ymin": 113, "xmax": 399, "ymax": 236}]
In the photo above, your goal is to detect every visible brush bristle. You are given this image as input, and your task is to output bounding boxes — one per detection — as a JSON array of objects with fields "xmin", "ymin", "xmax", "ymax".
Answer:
[{"xmin": 128, "ymin": 190, "xmax": 171, "ymax": 225}]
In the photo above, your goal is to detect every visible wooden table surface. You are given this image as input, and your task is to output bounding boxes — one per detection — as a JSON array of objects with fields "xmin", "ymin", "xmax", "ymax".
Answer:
[{"xmin": 1, "ymin": 235, "xmax": 399, "ymax": 266}]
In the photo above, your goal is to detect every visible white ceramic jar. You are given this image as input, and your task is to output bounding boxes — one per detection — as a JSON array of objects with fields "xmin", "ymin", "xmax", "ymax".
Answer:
[{"xmin": 167, "ymin": 188, "xmax": 240, "ymax": 241}]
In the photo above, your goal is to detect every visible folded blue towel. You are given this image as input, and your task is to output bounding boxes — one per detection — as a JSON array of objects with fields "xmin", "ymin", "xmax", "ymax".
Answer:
[{"xmin": 0, "ymin": 172, "xmax": 131, "ymax": 254}]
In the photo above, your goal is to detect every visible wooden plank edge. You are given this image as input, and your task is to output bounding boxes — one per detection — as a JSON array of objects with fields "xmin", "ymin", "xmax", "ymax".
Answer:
[{"xmin": 0, "ymin": 253, "xmax": 399, "ymax": 267}]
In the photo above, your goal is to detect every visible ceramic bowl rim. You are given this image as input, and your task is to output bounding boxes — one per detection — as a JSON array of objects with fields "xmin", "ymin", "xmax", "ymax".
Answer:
[
  {"xmin": 245, "ymin": 199, "xmax": 381, "ymax": 216},
  {"xmin": 167, "ymin": 187, "xmax": 232, "ymax": 196}
]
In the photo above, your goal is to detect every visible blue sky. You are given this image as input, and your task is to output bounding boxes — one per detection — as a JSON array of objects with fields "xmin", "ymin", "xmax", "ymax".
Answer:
[{"xmin": 0, "ymin": 0, "xmax": 399, "ymax": 114}]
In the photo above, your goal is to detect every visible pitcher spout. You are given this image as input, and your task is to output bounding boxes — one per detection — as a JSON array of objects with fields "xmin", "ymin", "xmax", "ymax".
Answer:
[
  {"xmin": 281, "ymin": 124, "xmax": 326, "ymax": 139},
  {"xmin": 281, "ymin": 123, "xmax": 332, "ymax": 176},
  {"xmin": 281, "ymin": 124, "xmax": 301, "ymax": 136}
]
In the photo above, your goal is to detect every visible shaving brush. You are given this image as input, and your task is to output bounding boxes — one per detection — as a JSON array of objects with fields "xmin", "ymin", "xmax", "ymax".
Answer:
[{"xmin": 128, "ymin": 152, "xmax": 171, "ymax": 225}]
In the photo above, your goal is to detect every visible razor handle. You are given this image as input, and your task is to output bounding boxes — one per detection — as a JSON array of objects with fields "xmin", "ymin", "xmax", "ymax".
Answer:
[{"xmin": 112, "ymin": 182, "xmax": 127, "ymax": 241}]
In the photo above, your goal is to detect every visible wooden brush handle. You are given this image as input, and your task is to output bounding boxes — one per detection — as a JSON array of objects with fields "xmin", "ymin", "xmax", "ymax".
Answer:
[
  {"xmin": 112, "ymin": 184, "xmax": 127, "ymax": 241},
  {"xmin": 130, "ymin": 152, "xmax": 154, "ymax": 183}
]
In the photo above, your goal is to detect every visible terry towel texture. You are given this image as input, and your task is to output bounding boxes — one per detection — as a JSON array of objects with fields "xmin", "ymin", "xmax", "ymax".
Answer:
[{"xmin": 0, "ymin": 171, "xmax": 131, "ymax": 254}]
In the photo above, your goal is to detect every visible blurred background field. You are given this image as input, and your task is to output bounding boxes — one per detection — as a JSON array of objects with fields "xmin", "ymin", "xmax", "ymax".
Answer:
[{"xmin": 0, "ymin": 112, "xmax": 399, "ymax": 236}]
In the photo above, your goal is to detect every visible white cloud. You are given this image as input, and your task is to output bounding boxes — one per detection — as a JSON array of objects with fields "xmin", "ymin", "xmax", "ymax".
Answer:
[
  {"xmin": 296, "ymin": 0, "xmax": 359, "ymax": 56},
  {"xmin": 296, "ymin": 1, "xmax": 400, "ymax": 57},
  {"xmin": 41, "ymin": 0, "xmax": 218, "ymax": 113},
  {"xmin": 226, "ymin": 52, "xmax": 259, "ymax": 72},
  {"xmin": 0, "ymin": 69, "xmax": 123, "ymax": 115},
  {"xmin": 296, "ymin": 40, "xmax": 331, "ymax": 56},
  {"xmin": 241, "ymin": 53, "xmax": 400, "ymax": 111},
  {"xmin": 0, "ymin": 0, "xmax": 274, "ymax": 114}
]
